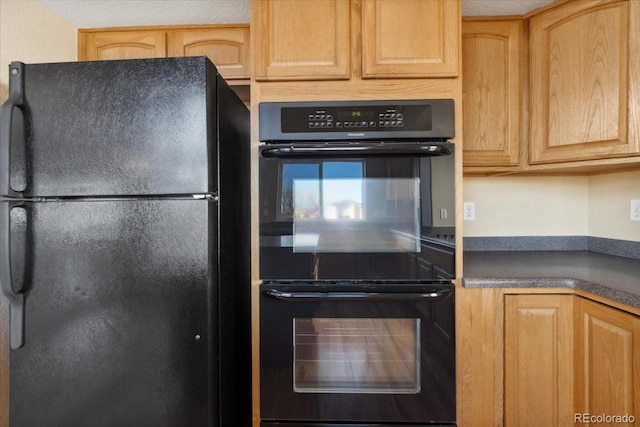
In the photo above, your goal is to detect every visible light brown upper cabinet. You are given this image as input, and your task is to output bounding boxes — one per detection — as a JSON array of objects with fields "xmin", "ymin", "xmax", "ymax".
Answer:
[
  {"xmin": 253, "ymin": 0, "xmax": 350, "ymax": 81},
  {"xmin": 78, "ymin": 25, "xmax": 250, "ymax": 82},
  {"xmin": 253, "ymin": 0, "xmax": 459, "ymax": 81},
  {"xmin": 79, "ymin": 29, "xmax": 167, "ymax": 61},
  {"xmin": 462, "ymin": 19, "xmax": 523, "ymax": 171},
  {"xmin": 529, "ymin": 0, "xmax": 640, "ymax": 164},
  {"xmin": 168, "ymin": 27, "xmax": 250, "ymax": 80},
  {"xmin": 360, "ymin": 0, "xmax": 459, "ymax": 78}
]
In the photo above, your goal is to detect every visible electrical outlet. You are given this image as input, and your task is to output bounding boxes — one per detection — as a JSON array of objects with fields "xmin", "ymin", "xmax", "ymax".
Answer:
[
  {"xmin": 631, "ymin": 199, "xmax": 640, "ymax": 221},
  {"xmin": 440, "ymin": 208, "xmax": 448, "ymax": 219},
  {"xmin": 463, "ymin": 202, "xmax": 475, "ymax": 221}
]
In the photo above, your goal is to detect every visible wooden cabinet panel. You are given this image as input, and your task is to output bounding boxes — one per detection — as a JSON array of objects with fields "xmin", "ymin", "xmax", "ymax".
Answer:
[
  {"xmin": 253, "ymin": 0, "xmax": 351, "ymax": 81},
  {"xmin": 575, "ymin": 297, "xmax": 640, "ymax": 425},
  {"xmin": 168, "ymin": 27, "xmax": 250, "ymax": 80},
  {"xmin": 504, "ymin": 294, "xmax": 574, "ymax": 426},
  {"xmin": 79, "ymin": 30, "xmax": 167, "ymax": 61},
  {"xmin": 462, "ymin": 289, "xmax": 640, "ymax": 426},
  {"xmin": 462, "ymin": 20, "xmax": 522, "ymax": 169},
  {"xmin": 361, "ymin": 0, "xmax": 459, "ymax": 78},
  {"xmin": 530, "ymin": 0, "xmax": 639, "ymax": 163},
  {"xmin": 457, "ymin": 287, "xmax": 505, "ymax": 426},
  {"xmin": 253, "ymin": 0, "xmax": 460, "ymax": 81}
]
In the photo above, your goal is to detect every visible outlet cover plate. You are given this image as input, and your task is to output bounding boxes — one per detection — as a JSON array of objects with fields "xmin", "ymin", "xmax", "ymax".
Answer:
[
  {"xmin": 631, "ymin": 199, "xmax": 640, "ymax": 221},
  {"xmin": 464, "ymin": 202, "xmax": 475, "ymax": 221}
]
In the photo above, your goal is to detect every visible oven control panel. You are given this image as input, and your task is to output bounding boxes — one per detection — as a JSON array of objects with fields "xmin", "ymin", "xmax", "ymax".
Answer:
[
  {"xmin": 303, "ymin": 106, "xmax": 407, "ymax": 131},
  {"xmin": 259, "ymin": 99, "xmax": 454, "ymax": 142}
]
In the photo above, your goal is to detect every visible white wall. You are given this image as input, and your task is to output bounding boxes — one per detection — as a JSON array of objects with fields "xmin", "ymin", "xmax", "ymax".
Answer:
[
  {"xmin": 464, "ymin": 171, "xmax": 640, "ymax": 243},
  {"xmin": 462, "ymin": 175, "xmax": 589, "ymax": 237},
  {"xmin": 0, "ymin": 0, "xmax": 76, "ymax": 103},
  {"xmin": 588, "ymin": 170, "xmax": 640, "ymax": 242}
]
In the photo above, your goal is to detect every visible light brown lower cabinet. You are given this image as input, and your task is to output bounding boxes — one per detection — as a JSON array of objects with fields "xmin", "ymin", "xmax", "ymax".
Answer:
[
  {"xmin": 504, "ymin": 294, "xmax": 575, "ymax": 426},
  {"xmin": 460, "ymin": 289, "xmax": 640, "ymax": 426},
  {"xmin": 574, "ymin": 297, "xmax": 640, "ymax": 426}
]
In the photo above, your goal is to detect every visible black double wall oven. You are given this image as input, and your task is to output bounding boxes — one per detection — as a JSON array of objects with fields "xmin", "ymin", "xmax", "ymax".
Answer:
[{"xmin": 258, "ymin": 100, "xmax": 456, "ymax": 427}]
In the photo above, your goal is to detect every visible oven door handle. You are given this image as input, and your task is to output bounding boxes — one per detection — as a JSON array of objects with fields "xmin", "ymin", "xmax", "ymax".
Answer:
[
  {"xmin": 259, "ymin": 142, "xmax": 452, "ymax": 158},
  {"xmin": 263, "ymin": 288, "xmax": 453, "ymax": 301}
]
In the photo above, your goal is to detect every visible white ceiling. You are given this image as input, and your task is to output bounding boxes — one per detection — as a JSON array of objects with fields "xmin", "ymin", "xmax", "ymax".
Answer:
[
  {"xmin": 463, "ymin": 0, "xmax": 553, "ymax": 16},
  {"xmin": 39, "ymin": 0, "xmax": 554, "ymax": 28}
]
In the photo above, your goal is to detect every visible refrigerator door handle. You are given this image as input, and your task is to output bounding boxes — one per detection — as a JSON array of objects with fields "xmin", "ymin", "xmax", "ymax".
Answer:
[
  {"xmin": 0, "ymin": 200, "xmax": 25, "ymax": 349},
  {"xmin": 0, "ymin": 61, "xmax": 26, "ymax": 198}
]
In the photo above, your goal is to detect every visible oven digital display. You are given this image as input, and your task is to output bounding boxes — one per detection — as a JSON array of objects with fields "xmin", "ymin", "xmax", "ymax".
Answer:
[{"xmin": 336, "ymin": 110, "xmax": 376, "ymax": 120}]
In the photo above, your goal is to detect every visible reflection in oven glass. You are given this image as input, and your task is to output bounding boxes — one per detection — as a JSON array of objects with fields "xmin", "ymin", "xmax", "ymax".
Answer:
[
  {"xmin": 293, "ymin": 318, "xmax": 420, "ymax": 394},
  {"xmin": 292, "ymin": 177, "xmax": 420, "ymax": 253}
]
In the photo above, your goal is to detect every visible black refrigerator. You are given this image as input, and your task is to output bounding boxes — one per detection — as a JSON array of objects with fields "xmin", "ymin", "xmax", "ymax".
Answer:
[{"xmin": 0, "ymin": 57, "xmax": 251, "ymax": 426}]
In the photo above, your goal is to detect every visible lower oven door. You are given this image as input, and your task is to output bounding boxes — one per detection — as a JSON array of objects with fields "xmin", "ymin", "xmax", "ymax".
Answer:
[{"xmin": 260, "ymin": 282, "xmax": 456, "ymax": 425}]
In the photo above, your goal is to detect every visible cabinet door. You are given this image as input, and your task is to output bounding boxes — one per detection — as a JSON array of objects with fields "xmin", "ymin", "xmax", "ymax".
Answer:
[
  {"xmin": 253, "ymin": 0, "xmax": 350, "ymax": 81},
  {"xmin": 530, "ymin": 0, "xmax": 640, "ymax": 163},
  {"xmin": 504, "ymin": 294, "xmax": 574, "ymax": 426},
  {"xmin": 462, "ymin": 20, "xmax": 522, "ymax": 169},
  {"xmin": 79, "ymin": 30, "xmax": 167, "ymax": 61},
  {"xmin": 361, "ymin": 0, "xmax": 459, "ymax": 78},
  {"xmin": 168, "ymin": 27, "xmax": 250, "ymax": 80},
  {"xmin": 575, "ymin": 297, "xmax": 640, "ymax": 425}
]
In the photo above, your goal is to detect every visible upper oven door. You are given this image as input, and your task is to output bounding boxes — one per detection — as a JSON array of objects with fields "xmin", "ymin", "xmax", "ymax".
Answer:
[{"xmin": 259, "ymin": 148, "xmax": 455, "ymax": 281}]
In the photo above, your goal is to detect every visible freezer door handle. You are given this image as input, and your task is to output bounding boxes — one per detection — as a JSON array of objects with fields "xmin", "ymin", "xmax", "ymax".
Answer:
[
  {"xmin": 0, "ymin": 61, "xmax": 26, "ymax": 198},
  {"xmin": 0, "ymin": 201, "xmax": 25, "ymax": 349}
]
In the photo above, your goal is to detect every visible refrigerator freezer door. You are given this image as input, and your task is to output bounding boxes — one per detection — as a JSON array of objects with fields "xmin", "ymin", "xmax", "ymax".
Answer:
[
  {"xmin": 7, "ymin": 199, "xmax": 217, "ymax": 426},
  {"xmin": 2, "ymin": 57, "xmax": 218, "ymax": 197}
]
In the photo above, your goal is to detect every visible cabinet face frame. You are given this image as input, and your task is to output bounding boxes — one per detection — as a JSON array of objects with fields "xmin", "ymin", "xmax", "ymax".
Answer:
[
  {"xmin": 253, "ymin": 0, "xmax": 351, "ymax": 81},
  {"xmin": 361, "ymin": 0, "xmax": 460, "ymax": 78},
  {"xmin": 529, "ymin": 0, "xmax": 640, "ymax": 164},
  {"xmin": 462, "ymin": 19, "xmax": 523, "ymax": 168}
]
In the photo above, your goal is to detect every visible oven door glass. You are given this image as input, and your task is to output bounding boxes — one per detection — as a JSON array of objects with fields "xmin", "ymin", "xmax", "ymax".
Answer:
[
  {"xmin": 259, "ymin": 155, "xmax": 455, "ymax": 280},
  {"xmin": 294, "ymin": 318, "xmax": 420, "ymax": 394}
]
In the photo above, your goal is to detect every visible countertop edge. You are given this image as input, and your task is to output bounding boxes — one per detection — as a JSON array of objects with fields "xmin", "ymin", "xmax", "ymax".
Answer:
[{"xmin": 462, "ymin": 276, "xmax": 640, "ymax": 312}]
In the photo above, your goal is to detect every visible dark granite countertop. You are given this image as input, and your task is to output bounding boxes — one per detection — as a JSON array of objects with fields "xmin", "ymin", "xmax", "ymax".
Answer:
[{"xmin": 463, "ymin": 250, "xmax": 640, "ymax": 310}]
